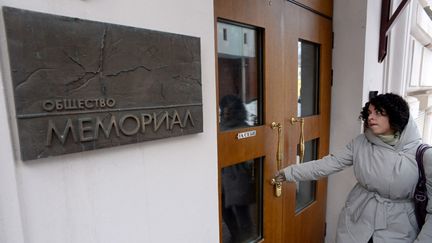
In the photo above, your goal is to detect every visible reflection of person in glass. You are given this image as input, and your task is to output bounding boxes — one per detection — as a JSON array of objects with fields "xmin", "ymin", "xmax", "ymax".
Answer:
[
  {"xmin": 220, "ymin": 95, "xmax": 256, "ymax": 242},
  {"xmin": 220, "ymin": 95, "xmax": 249, "ymax": 131}
]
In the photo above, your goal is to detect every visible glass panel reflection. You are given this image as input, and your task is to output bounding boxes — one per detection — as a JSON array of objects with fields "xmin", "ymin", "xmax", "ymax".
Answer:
[
  {"xmin": 221, "ymin": 158, "xmax": 263, "ymax": 243},
  {"xmin": 295, "ymin": 139, "xmax": 319, "ymax": 212},
  {"xmin": 217, "ymin": 21, "xmax": 262, "ymax": 131},
  {"xmin": 298, "ymin": 40, "xmax": 320, "ymax": 117}
]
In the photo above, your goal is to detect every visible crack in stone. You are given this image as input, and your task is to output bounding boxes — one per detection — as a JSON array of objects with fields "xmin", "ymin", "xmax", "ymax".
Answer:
[
  {"xmin": 106, "ymin": 65, "xmax": 151, "ymax": 77},
  {"xmin": 106, "ymin": 38, "xmax": 123, "ymax": 59},
  {"xmin": 67, "ymin": 27, "xmax": 108, "ymax": 93},
  {"xmin": 64, "ymin": 51, "xmax": 86, "ymax": 71},
  {"xmin": 16, "ymin": 68, "xmax": 55, "ymax": 90},
  {"xmin": 160, "ymin": 83, "xmax": 166, "ymax": 100},
  {"xmin": 111, "ymin": 38, "xmax": 123, "ymax": 49},
  {"xmin": 97, "ymin": 27, "xmax": 107, "ymax": 74},
  {"xmin": 67, "ymin": 75, "xmax": 98, "ymax": 92},
  {"xmin": 98, "ymin": 27, "xmax": 108, "ymax": 95},
  {"xmin": 63, "ymin": 50, "xmax": 100, "ymax": 93}
]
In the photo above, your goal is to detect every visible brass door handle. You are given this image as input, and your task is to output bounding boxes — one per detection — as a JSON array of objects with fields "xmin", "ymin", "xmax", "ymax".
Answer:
[
  {"xmin": 271, "ymin": 122, "xmax": 283, "ymax": 197},
  {"xmin": 271, "ymin": 178, "xmax": 282, "ymax": 197},
  {"xmin": 290, "ymin": 117, "xmax": 305, "ymax": 163},
  {"xmin": 271, "ymin": 122, "xmax": 283, "ymax": 170}
]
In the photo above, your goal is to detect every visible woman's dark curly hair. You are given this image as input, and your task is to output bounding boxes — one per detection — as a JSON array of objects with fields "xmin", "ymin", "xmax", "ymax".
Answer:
[{"xmin": 360, "ymin": 93, "xmax": 410, "ymax": 133}]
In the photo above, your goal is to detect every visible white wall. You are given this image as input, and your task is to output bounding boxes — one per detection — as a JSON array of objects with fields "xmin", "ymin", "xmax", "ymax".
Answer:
[
  {"xmin": 0, "ymin": 1, "xmax": 219, "ymax": 243},
  {"xmin": 363, "ymin": 0, "xmax": 385, "ymax": 99},
  {"xmin": 326, "ymin": 0, "xmax": 367, "ymax": 242}
]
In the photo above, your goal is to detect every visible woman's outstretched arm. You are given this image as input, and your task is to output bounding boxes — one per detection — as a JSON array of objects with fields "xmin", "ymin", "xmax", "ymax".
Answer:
[{"xmin": 275, "ymin": 138, "xmax": 354, "ymax": 183}]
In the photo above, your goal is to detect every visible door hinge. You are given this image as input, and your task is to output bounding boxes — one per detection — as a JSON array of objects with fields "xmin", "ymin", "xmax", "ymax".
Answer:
[{"xmin": 324, "ymin": 222, "xmax": 327, "ymax": 237}]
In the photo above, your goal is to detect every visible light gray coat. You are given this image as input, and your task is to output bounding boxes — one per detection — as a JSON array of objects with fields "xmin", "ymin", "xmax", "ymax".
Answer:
[{"xmin": 283, "ymin": 118, "xmax": 432, "ymax": 243}]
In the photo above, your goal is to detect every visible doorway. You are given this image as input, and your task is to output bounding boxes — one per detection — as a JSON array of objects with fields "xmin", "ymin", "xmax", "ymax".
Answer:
[{"xmin": 215, "ymin": 0, "xmax": 332, "ymax": 242}]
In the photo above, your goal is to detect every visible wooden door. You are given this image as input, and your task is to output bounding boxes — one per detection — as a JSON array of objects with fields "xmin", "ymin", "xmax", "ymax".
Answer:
[
  {"xmin": 282, "ymin": 2, "xmax": 332, "ymax": 243},
  {"xmin": 215, "ymin": 1, "xmax": 332, "ymax": 242}
]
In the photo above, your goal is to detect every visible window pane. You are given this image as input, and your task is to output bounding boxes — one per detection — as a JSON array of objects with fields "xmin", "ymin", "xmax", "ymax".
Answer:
[
  {"xmin": 221, "ymin": 158, "xmax": 263, "ymax": 243},
  {"xmin": 295, "ymin": 139, "xmax": 319, "ymax": 212},
  {"xmin": 298, "ymin": 40, "xmax": 320, "ymax": 117},
  {"xmin": 217, "ymin": 21, "xmax": 262, "ymax": 131}
]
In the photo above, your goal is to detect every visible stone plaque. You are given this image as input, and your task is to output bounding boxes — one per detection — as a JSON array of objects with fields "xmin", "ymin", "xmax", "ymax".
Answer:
[{"xmin": 3, "ymin": 7, "xmax": 203, "ymax": 161}]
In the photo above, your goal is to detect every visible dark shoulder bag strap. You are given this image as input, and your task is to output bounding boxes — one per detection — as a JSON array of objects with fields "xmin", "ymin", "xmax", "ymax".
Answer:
[
  {"xmin": 417, "ymin": 145, "xmax": 428, "ymax": 180},
  {"xmin": 415, "ymin": 143, "xmax": 432, "ymax": 229},
  {"xmin": 416, "ymin": 144, "xmax": 431, "ymax": 193}
]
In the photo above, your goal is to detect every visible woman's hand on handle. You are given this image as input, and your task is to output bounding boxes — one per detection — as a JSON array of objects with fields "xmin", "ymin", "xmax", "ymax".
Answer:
[{"xmin": 273, "ymin": 170, "xmax": 286, "ymax": 183}]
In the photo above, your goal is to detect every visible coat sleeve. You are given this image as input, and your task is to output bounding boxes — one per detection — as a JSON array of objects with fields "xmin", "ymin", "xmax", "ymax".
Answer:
[
  {"xmin": 414, "ymin": 148, "xmax": 432, "ymax": 242},
  {"xmin": 282, "ymin": 138, "xmax": 354, "ymax": 182}
]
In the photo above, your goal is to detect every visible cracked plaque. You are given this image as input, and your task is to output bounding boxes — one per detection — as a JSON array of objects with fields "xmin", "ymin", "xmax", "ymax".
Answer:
[{"xmin": 3, "ymin": 7, "xmax": 203, "ymax": 161}]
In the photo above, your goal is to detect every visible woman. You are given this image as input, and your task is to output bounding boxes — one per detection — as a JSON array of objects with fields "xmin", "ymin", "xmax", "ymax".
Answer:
[{"xmin": 273, "ymin": 93, "xmax": 432, "ymax": 242}]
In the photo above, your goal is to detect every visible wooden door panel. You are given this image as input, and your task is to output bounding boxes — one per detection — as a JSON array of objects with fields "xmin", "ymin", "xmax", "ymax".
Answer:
[
  {"xmin": 282, "ymin": 1, "xmax": 332, "ymax": 243},
  {"xmin": 214, "ymin": 0, "xmax": 278, "ymax": 28},
  {"xmin": 289, "ymin": 0, "xmax": 333, "ymax": 17},
  {"xmin": 215, "ymin": 1, "xmax": 285, "ymax": 242},
  {"xmin": 218, "ymin": 127, "xmax": 266, "ymax": 166}
]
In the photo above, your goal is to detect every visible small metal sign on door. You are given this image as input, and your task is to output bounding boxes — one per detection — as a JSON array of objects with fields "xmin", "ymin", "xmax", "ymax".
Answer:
[
  {"xmin": 237, "ymin": 130, "xmax": 257, "ymax": 140},
  {"xmin": 3, "ymin": 7, "xmax": 203, "ymax": 161}
]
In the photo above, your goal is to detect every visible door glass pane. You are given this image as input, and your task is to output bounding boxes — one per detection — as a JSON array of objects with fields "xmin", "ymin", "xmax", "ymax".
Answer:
[
  {"xmin": 217, "ymin": 21, "xmax": 263, "ymax": 131},
  {"xmin": 221, "ymin": 158, "xmax": 263, "ymax": 243},
  {"xmin": 295, "ymin": 139, "xmax": 319, "ymax": 212},
  {"xmin": 297, "ymin": 40, "xmax": 320, "ymax": 117}
]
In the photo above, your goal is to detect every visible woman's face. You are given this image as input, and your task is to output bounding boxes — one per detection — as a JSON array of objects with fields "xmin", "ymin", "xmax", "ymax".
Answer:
[{"xmin": 367, "ymin": 104, "xmax": 394, "ymax": 135}]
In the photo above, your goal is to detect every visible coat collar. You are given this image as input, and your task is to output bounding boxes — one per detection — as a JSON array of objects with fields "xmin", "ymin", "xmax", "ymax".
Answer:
[{"xmin": 364, "ymin": 117, "xmax": 421, "ymax": 151}]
